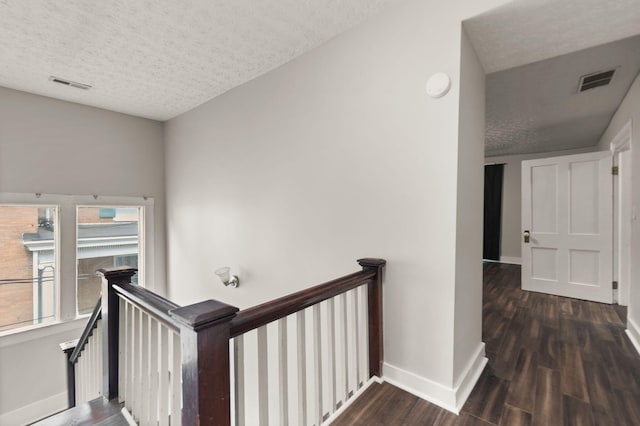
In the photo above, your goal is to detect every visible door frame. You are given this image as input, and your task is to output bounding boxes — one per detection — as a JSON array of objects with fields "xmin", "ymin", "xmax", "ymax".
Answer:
[{"xmin": 609, "ymin": 120, "xmax": 632, "ymax": 306}]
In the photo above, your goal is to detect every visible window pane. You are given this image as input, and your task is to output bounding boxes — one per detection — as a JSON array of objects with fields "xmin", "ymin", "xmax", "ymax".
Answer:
[
  {"xmin": 77, "ymin": 206, "xmax": 141, "ymax": 315},
  {"xmin": 0, "ymin": 206, "xmax": 57, "ymax": 332}
]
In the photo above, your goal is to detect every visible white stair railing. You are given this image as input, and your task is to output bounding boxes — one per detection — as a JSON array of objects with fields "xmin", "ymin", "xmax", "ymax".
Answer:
[
  {"xmin": 74, "ymin": 318, "xmax": 104, "ymax": 404},
  {"xmin": 228, "ymin": 258, "xmax": 386, "ymax": 426},
  {"xmin": 118, "ymin": 296, "xmax": 182, "ymax": 426},
  {"xmin": 232, "ymin": 284, "xmax": 370, "ymax": 425}
]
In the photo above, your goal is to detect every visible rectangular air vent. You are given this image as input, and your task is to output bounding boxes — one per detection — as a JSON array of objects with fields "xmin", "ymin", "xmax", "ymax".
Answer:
[
  {"xmin": 578, "ymin": 69, "xmax": 615, "ymax": 92},
  {"xmin": 49, "ymin": 76, "xmax": 92, "ymax": 90}
]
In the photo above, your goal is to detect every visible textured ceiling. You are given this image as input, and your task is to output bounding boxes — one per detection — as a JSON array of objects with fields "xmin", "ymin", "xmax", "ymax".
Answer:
[
  {"xmin": 465, "ymin": 0, "xmax": 640, "ymax": 73},
  {"xmin": 0, "ymin": 0, "xmax": 403, "ymax": 121},
  {"xmin": 465, "ymin": 0, "xmax": 640, "ymax": 157},
  {"xmin": 485, "ymin": 35, "xmax": 640, "ymax": 157}
]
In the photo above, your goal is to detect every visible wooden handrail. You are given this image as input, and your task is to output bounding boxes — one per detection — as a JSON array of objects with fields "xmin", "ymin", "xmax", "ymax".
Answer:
[
  {"xmin": 69, "ymin": 298, "xmax": 102, "ymax": 364},
  {"xmin": 113, "ymin": 281, "xmax": 180, "ymax": 330},
  {"xmin": 230, "ymin": 269, "xmax": 376, "ymax": 338}
]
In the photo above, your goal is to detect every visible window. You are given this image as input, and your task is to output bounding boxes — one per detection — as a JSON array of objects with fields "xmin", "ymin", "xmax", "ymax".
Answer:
[
  {"xmin": 0, "ymin": 205, "xmax": 58, "ymax": 332},
  {"xmin": 76, "ymin": 206, "xmax": 142, "ymax": 315},
  {"xmin": 0, "ymin": 193, "xmax": 153, "ymax": 336}
]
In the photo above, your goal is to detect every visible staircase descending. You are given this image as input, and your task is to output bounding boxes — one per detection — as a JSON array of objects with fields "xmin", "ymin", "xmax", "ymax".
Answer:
[
  {"xmin": 43, "ymin": 259, "xmax": 386, "ymax": 425},
  {"xmin": 32, "ymin": 397, "xmax": 129, "ymax": 426}
]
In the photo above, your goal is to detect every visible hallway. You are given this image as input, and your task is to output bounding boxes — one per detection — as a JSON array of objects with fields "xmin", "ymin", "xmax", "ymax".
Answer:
[{"xmin": 333, "ymin": 262, "xmax": 640, "ymax": 425}]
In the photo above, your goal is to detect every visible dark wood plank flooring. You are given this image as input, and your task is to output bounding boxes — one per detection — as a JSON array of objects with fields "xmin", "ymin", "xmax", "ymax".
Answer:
[{"xmin": 333, "ymin": 262, "xmax": 640, "ymax": 425}]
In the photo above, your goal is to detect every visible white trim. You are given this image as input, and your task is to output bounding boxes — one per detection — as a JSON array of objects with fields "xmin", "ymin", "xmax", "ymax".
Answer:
[
  {"xmin": 0, "ymin": 391, "xmax": 67, "ymax": 425},
  {"xmin": 499, "ymin": 256, "xmax": 521, "ymax": 265},
  {"xmin": 382, "ymin": 363, "xmax": 458, "ymax": 413},
  {"xmin": 121, "ymin": 407, "xmax": 137, "ymax": 426},
  {"xmin": 324, "ymin": 376, "xmax": 382, "ymax": 425},
  {"xmin": 609, "ymin": 120, "xmax": 632, "ymax": 154},
  {"xmin": 452, "ymin": 343, "xmax": 488, "ymax": 412},
  {"xmin": 626, "ymin": 316, "xmax": 640, "ymax": 356},
  {"xmin": 0, "ymin": 316, "xmax": 86, "ymax": 347},
  {"xmin": 381, "ymin": 343, "xmax": 487, "ymax": 414}
]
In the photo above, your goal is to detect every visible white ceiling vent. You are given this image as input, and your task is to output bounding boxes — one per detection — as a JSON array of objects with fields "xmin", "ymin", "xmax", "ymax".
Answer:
[
  {"xmin": 49, "ymin": 76, "xmax": 92, "ymax": 90},
  {"xmin": 578, "ymin": 69, "xmax": 616, "ymax": 92}
]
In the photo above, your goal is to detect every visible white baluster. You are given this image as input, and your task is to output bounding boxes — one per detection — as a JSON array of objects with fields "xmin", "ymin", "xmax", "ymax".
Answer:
[
  {"xmin": 140, "ymin": 313, "xmax": 150, "ymax": 425},
  {"xmin": 327, "ymin": 298, "xmax": 336, "ymax": 414},
  {"xmin": 234, "ymin": 335, "xmax": 245, "ymax": 426},
  {"xmin": 148, "ymin": 318, "xmax": 159, "ymax": 425},
  {"xmin": 359, "ymin": 285, "xmax": 369, "ymax": 386},
  {"xmin": 88, "ymin": 330, "xmax": 94, "ymax": 399},
  {"xmin": 133, "ymin": 306, "xmax": 142, "ymax": 421},
  {"xmin": 127, "ymin": 302, "xmax": 136, "ymax": 413},
  {"xmin": 353, "ymin": 288, "xmax": 361, "ymax": 390},
  {"xmin": 278, "ymin": 318, "xmax": 288, "ymax": 426},
  {"xmin": 158, "ymin": 325, "xmax": 170, "ymax": 426},
  {"xmin": 313, "ymin": 304, "xmax": 323, "ymax": 425},
  {"xmin": 119, "ymin": 298, "xmax": 125, "ymax": 401},
  {"xmin": 340, "ymin": 292, "xmax": 349, "ymax": 403},
  {"xmin": 171, "ymin": 331, "xmax": 182, "ymax": 426},
  {"xmin": 257, "ymin": 325, "xmax": 269, "ymax": 426},
  {"xmin": 296, "ymin": 311, "xmax": 307, "ymax": 426}
]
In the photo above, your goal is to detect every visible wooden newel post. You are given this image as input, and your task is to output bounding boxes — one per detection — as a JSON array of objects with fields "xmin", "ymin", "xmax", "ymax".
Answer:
[
  {"xmin": 98, "ymin": 267, "xmax": 138, "ymax": 400},
  {"xmin": 358, "ymin": 258, "xmax": 386, "ymax": 378},
  {"xmin": 170, "ymin": 300, "xmax": 239, "ymax": 426}
]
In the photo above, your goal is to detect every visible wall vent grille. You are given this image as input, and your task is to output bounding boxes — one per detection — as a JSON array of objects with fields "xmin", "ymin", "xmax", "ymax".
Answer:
[
  {"xmin": 578, "ymin": 69, "xmax": 616, "ymax": 92},
  {"xmin": 49, "ymin": 76, "xmax": 92, "ymax": 90}
]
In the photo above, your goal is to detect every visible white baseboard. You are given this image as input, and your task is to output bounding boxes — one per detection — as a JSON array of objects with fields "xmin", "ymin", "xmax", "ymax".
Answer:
[
  {"xmin": 452, "ymin": 343, "xmax": 488, "ymax": 412},
  {"xmin": 0, "ymin": 391, "xmax": 67, "ymax": 425},
  {"xmin": 382, "ymin": 343, "xmax": 487, "ymax": 414},
  {"xmin": 383, "ymin": 363, "xmax": 458, "ymax": 413},
  {"xmin": 626, "ymin": 315, "xmax": 640, "ymax": 356},
  {"xmin": 499, "ymin": 256, "xmax": 521, "ymax": 265}
]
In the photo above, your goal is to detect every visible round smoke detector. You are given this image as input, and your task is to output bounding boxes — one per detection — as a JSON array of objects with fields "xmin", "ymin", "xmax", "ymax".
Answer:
[{"xmin": 426, "ymin": 72, "xmax": 451, "ymax": 98}]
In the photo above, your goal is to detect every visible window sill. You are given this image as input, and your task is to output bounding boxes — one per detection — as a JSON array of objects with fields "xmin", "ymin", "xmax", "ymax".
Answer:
[{"xmin": 0, "ymin": 317, "xmax": 87, "ymax": 349}]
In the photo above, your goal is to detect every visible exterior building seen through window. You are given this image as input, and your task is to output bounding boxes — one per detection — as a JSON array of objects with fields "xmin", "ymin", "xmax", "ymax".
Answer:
[
  {"xmin": 0, "ymin": 205, "xmax": 57, "ymax": 332},
  {"xmin": 76, "ymin": 207, "xmax": 141, "ymax": 315}
]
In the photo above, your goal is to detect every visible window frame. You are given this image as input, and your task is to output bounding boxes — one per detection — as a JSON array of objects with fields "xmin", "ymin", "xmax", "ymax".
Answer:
[{"xmin": 0, "ymin": 193, "xmax": 154, "ymax": 338}]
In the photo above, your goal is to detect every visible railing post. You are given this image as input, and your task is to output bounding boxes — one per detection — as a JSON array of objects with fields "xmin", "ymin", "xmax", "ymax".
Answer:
[
  {"xmin": 98, "ymin": 267, "xmax": 137, "ymax": 400},
  {"xmin": 59, "ymin": 340, "xmax": 78, "ymax": 408},
  {"xmin": 358, "ymin": 258, "xmax": 386, "ymax": 378},
  {"xmin": 170, "ymin": 300, "xmax": 239, "ymax": 426}
]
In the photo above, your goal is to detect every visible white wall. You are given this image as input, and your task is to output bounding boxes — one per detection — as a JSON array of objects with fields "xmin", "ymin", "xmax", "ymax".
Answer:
[
  {"xmin": 452, "ymin": 27, "xmax": 487, "ymax": 405},
  {"xmin": 166, "ymin": 0, "xmax": 509, "ymax": 411},
  {"xmin": 0, "ymin": 87, "xmax": 165, "ymax": 423},
  {"xmin": 597, "ymin": 73, "xmax": 640, "ymax": 352},
  {"xmin": 484, "ymin": 146, "xmax": 597, "ymax": 263}
]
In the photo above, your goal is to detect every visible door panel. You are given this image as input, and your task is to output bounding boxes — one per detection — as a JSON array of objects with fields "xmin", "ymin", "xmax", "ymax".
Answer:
[{"xmin": 522, "ymin": 151, "xmax": 612, "ymax": 303}]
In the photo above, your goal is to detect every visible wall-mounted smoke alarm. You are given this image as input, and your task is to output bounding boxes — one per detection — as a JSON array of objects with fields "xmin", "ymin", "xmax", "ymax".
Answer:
[{"xmin": 426, "ymin": 72, "xmax": 451, "ymax": 98}]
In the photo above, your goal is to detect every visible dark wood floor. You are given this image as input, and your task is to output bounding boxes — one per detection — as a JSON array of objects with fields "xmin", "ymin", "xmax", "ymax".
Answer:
[{"xmin": 333, "ymin": 262, "xmax": 640, "ymax": 425}]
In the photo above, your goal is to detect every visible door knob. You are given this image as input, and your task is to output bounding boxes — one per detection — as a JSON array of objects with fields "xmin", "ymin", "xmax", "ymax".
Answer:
[{"xmin": 523, "ymin": 230, "xmax": 530, "ymax": 243}]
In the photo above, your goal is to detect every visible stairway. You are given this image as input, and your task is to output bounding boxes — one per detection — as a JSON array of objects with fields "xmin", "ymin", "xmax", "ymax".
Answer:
[{"xmin": 31, "ymin": 397, "xmax": 130, "ymax": 426}]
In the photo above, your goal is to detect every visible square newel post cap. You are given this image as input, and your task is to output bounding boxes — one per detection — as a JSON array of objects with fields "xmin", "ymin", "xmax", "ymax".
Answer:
[
  {"xmin": 97, "ymin": 267, "xmax": 138, "ymax": 281},
  {"xmin": 169, "ymin": 300, "xmax": 239, "ymax": 331},
  {"xmin": 357, "ymin": 258, "xmax": 387, "ymax": 269}
]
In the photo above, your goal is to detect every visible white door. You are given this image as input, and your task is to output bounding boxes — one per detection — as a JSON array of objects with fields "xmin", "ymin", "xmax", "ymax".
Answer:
[{"xmin": 521, "ymin": 151, "xmax": 613, "ymax": 303}]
